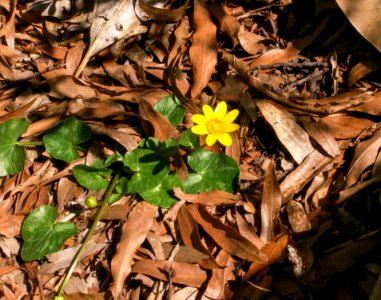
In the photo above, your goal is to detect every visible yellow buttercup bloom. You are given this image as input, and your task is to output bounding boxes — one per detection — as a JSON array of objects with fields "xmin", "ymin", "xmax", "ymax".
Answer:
[{"xmin": 191, "ymin": 101, "xmax": 240, "ymax": 146}]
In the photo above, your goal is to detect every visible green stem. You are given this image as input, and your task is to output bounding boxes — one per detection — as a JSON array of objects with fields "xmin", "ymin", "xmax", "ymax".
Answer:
[
  {"xmin": 56, "ymin": 173, "xmax": 120, "ymax": 298},
  {"xmin": 17, "ymin": 141, "xmax": 44, "ymax": 147}
]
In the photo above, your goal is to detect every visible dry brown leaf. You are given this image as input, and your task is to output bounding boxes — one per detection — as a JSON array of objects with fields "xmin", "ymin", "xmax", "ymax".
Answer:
[
  {"xmin": 139, "ymin": 98, "xmax": 179, "ymax": 142},
  {"xmin": 209, "ymin": 4, "xmax": 240, "ymax": 47},
  {"xmin": 187, "ymin": 204, "xmax": 268, "ymax": 263},
  {"xmin": 162, "ymin": 243, "xmax": 209, "ymax": 264},
  {"xmin": 66, "ymin": 40, "xmax": 86, "ymax": 75},
  {"xmin": 190, "ymin": 0, "xmax": 218, "ymax": 98},
  {"xmin": 244, "ymin": 234, "xmax": 289, "ymax": 280},
  {"xmin": 286, "ymin": 200, "xmax": 312, "ymax": 233},
  {"xmin": 174, "ymin": 187, "xmax": 239, "ymax": 206},
  {"xmin": 131, "ymin": 260, "xmax": 208, "ymax": 287},
  {"xmin": 238, "ymin": 29, "xmax": 266, "ymax": 55},
  {"xmin": 57, "ymin": 177, "xmax": 77, "ymax": 212},
  {"xmin": 249, "ymin": 42, "xmax": 302, "ymax": 68},
  {"xmin": 304, "ymin": 120, "xmax": 340, "ymax": 157},
  {"xmin": 177, "ymin": 205, "xmax": 220, "ymax": 269},
  {"xmin": 204, "ymin": 249, "xmax": 234, "ymax": 299},
  {"xmin": 348, "ymin": 91, "xmax": 381, "ymax": 115},
  {"xmin": 345, "ymin": 129, "xmax": 381, "ymax": 188},
  {"xmin": 235, "ymin": 209, "xmax": 264, "ymax": 250},
  {"xmin": 68, "ymin": 98, "xmax": 125, "ymax": 119},
  {"xmin": 88, "ymin": 123, "xmax": 138, "ymax": 152},
  {"xmin": 257, "ymin": 101, "xmax": 315, "ymax": 164},
  {"xmin": 48, "ymin": 75, "xmax": 97, "ymax": 100},
  {"xmin": 0, "ymin": 206, "xmax": 23, "ymax": 238},
  {"xmin": 320, "ymin": 115, "xmax": 375, "ymax": 139},
  {"xmin": 280, "ymin": 150, "xmax": 332, "ymax": 202},
  {"xmin": 336, "ymin": 0, "xmax": 381, "ymax": 53},
  {"xmin": 111, "ymin": 201, "xmax": 157, "ymax": 299},
  {"xmin": 260, "ymin": 159, "xmax": 282, "ymax": 244},
  {"xmin": 139, "ymin": 0, "xmax": 189, "ymax": 22}
]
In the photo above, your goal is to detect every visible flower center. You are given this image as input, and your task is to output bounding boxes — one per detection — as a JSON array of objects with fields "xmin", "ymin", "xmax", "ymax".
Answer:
[{"xmin": 206, "ymin": 119, "xmax": 225, "ymax": 135}]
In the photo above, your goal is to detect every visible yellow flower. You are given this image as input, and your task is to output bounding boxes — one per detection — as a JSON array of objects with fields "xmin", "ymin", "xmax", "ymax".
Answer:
[{"xmin": 191, "ymin": 101, "xmax": 240, "ymax": 146}]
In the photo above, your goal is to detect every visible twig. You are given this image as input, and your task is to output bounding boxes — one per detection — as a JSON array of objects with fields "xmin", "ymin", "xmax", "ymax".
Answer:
[{"xmin": 55, "ymin": 173, "xmax": 120, "ymax": 298}]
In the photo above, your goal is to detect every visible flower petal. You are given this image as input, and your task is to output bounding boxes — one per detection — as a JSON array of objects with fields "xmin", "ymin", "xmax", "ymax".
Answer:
[
  {"xmin": 202, "ymin": 105, "xmax": 215, "ymax": 121},
  {"xmin": 217, "ymin": 133, "xmax": 232, "ymax": 146},
  {"xmin": 215, "ymin": 101, "xmax": 227, "ymax": 119},
  {"xmin": 222, "ymin": 109, "xmax": 239, "ymax": 124},
  {"xmin": 191, "ymin": 125, "xmax": 209, "ymax": 135},
  {"xmin": 192, "ymin": 114, "xmax": 207, "ymax": 125},
  {"xmin": 224, "ymin": 123, "xmax": 240, "ymax": 132},
  {"xmin": 206, "ymin": 134, "xmax": 218, "ymax": 146}
]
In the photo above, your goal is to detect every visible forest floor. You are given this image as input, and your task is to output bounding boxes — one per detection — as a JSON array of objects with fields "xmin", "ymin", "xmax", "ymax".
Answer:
[{"xmin": 1, "ymin": 0, "xmax": 381, "ymax": 299}]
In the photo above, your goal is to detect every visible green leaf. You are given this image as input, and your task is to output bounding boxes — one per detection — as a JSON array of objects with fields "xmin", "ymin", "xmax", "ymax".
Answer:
[
  {"xmin": 139, "ymin": 173, "xmax": 182, "ymax": 208},
  {"xmin": 109, "ymin": 177, "xmax": 129, "ymax": 204},
  {"xmin": 179, "ymin": 129, "xmax": 200, "ymax": 149},
  {"xmin": 144, "ymin": 138, "xmax": 179, "ymax": 160},
  {"xmin": 123, "ymin": 148, "xmax": 181, "ymax": 208},
  {"xmin": 43, "ymin": 117, "xmax": 92, "ymax": 163},
  {"xmin": 72, "ymin": 164, "xmax": 112, "ymax": 191},
  {"xmin": 153, "ymin": 94, "xmax": 185, "ymax": 127},
  {"xmin": 0, "ymin": 118, "xmax": 29, "ymax": 176},
  {"xmin": 21, "ymin": 205, "xmax": 77, "ymax": 261},
  {"xmin": 184, "ymin": 149, "xmax": 240, "ymax": 194}
]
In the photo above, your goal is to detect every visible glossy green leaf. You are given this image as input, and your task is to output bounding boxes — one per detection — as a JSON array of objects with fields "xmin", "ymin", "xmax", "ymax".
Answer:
[
  {"xmin": 72, "ymin": 164, "xmax": 112, "ymax": 191},
  {"xmin": 143, "ymin": 137, "xmax": 179, "ymax": 160},
  {"xmin": 123, "ymin": 148, "xmax": 181, "ymax": 208},
  {"xmin": 109, "ymin": 176, "xmax": 129, "ymax": 204},
  {"xmin": 43, "ymin": 117, "xmax": 92, "ymax": 163},
  {"xmin": 179, "ymin": 128, "xmax": 200, "ymax": 149},
  {"xmin": 184, "ymin": 149, "xmax": 240, "ymax": 194},
  {"xmin": 153, "ymin": 94, "xmax": 185, "ymax": 127},
  {"xmin": 0, "ymin": 118, "xmax": 29, "ymax": 176},
  {"xmin": 139, "ymin": 173, "xmax": 182, "ymax": 208},
  {"xmin": 21, "ymin": 205, "xmax": 77, "ymax": 261}
]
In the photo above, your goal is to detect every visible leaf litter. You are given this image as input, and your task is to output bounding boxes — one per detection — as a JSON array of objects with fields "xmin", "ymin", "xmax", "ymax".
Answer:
[{"xmin": 0, "ymin": 0, "xmax": 381, "ymax": 299}]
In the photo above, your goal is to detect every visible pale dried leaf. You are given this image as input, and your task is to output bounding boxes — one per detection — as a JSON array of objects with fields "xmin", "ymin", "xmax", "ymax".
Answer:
[
  {"xmin": 260, "ymin": 159, "xmax": 282, "ymax": 244},
  {"xmin": 190, "ymin": 0, "xmax": 218, "ymax": 98},
  {"xmin": 286, "ymin": 200, "xmax": 312, "ymax": 233},
  {"xmin": 304, "ymin": 120, "xmax": 340, "ymax": 157},
  {"xmin": 257, "ymin": 101, "xmax": 315, "ymax": 164},
  {"xmin": 336, "ymin": 0, "xmax": 381, "ymax": 53}
]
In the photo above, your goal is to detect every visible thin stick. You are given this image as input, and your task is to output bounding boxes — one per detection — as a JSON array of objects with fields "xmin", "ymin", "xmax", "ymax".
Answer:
[{"xmin": 56, "ymin": 173, "xmax": 120, "ymax": 298}]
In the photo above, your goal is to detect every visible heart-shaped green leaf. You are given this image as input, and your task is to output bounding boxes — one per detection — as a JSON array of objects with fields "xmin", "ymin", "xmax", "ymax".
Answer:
[
  {"xmin": 184, "ymin": 149, "xmax": 240, "ymax": 194},
  {"xmin": 123, "ymin": 148, "xmax": 182, "ymax": 208},
  {"xmin": 72, "ymin": 164, "xmax": 112, "ymax": 191},
  {"xmin": 179, "ymin": 128, "xmax": 200, "ymax": 149},
  {"xmin": 43, "ymin": 117, "xmax": 92, "ymax": 163},
  {"xmin": 0, "ymin": 118, "xmax": 29, "ymax": 176},
  {"xmin": 21, "ymin": 205, "xmax": 77, "ymax": 261},
  {"xmin": 153, "ymin": 94, "xmax": 185, "ymax": 127}
]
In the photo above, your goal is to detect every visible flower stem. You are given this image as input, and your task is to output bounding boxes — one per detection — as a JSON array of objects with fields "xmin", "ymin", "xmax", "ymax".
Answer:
[{"xmin": 55, "ymin": 173, "xmax": 120, "ymax": 298}]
